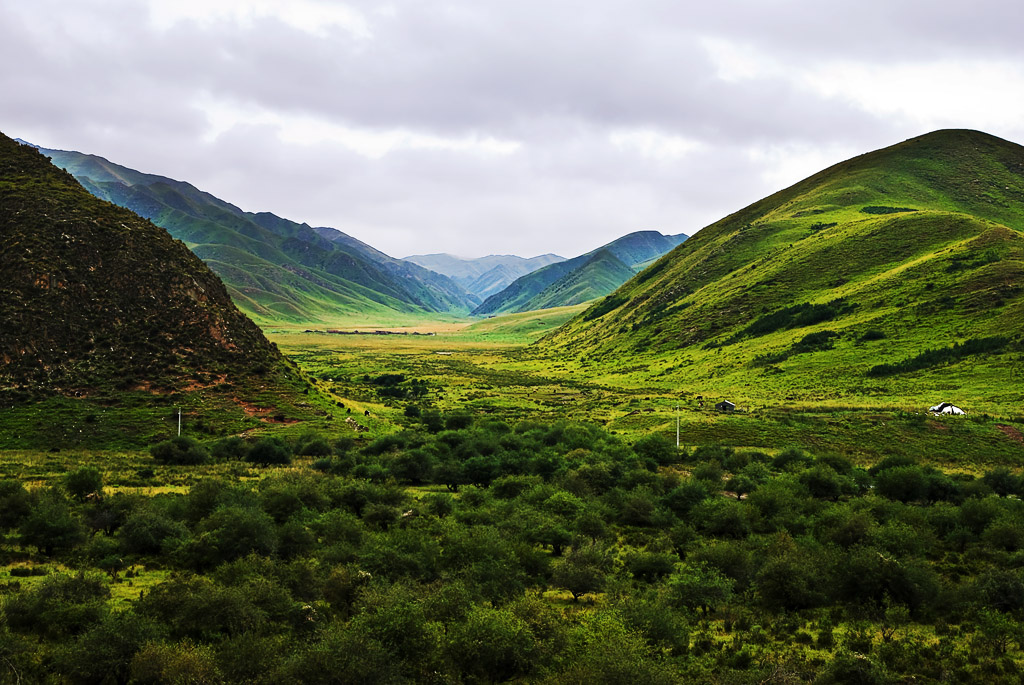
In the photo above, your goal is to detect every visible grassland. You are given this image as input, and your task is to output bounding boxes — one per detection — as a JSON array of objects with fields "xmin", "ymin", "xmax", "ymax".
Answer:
[{"xmin": 264, "ymin": 304, "xmax": 1024, "ymax": 470}]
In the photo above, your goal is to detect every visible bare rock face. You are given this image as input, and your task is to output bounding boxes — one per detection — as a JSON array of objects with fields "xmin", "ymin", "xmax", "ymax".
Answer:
[{"xmin": 0, "ymin": 132, "xmax": 281, "ymax": 396}]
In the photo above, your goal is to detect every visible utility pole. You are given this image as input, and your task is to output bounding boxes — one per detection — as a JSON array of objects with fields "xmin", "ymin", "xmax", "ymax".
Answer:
[
  {"xmin": 178, "ymin": 408, "xmax": 182, "ymax": 437},
  {"xmin": 676, "ymin": 404, "xmax": 680, "ymax": 449}
]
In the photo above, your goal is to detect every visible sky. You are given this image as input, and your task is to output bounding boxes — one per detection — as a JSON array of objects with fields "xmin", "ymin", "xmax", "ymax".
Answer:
[{"xmin": 4, "ymin": 1, "xmax": 1024, "ymax": 260}]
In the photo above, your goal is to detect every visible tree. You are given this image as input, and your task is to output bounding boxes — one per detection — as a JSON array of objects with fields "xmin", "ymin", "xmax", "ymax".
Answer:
[
  {"xmin": 725, "ymin": 473, "xmax": 757, "ymax": 500},
  {"xmin": 552, "ymin": 545, "xmax": 610, "ymax": 601},
  {"xmin": 445, "ymin": 605, "xmax": 538, "ymax": 682},
  {"xmin": 0, "ymin": 480, "xmax": 32, "ymax": 530},
  {"xmin": 633, "ymin": 434, "xmax": 677, "ymax": 466},
  {"xmin": 246, "ymin": 437, "xmax": 292, "ymax": 466},
  {"xmin": 976, "ymin": 609, "xmax": 1023, "ymax": 656},
  {"xmin": 799, "ymin": 465, "xmax": 850, "ymax": 501},
  {"xmin": 625, "ymin": 551, "xmax": 678, "ymax": 583},
  {"xmin": 64, "ymin": 466, "xmax": 104, "ymax": 502},
  {"xmin": 150, "ymin": 436, "xmax": 209, "ymax": 465},
  {"xmin": 130, "ymin": 640, "xmax": 223, "ymax": 684},
  {"xmin": 178, "ymin": 507, "xmax": 277, "ymax": 569},
  {"xmin": 293, "ymin": 431, "xmax": 332, "ymax": 457},
  {"xmin": 982, "ymin": 467, "xmax": 1021, "ymax": 498},
  {"xmin": 55, "ymin": 610, "xmax": 166, "ymax": 684},
  {"xmin": 3, "ymin": 571, "xmax": 110, "ymax": 638},
  {"xmin": 662, "ymin": 480, "xmax": 710, "ymax": 516},
  {"xmin": 19, "ymin": 490, "xmax": 86, "ymax": 556},
  {"xmin": 667, "ymin": 563, "xmax": 734, "ymax": 614},
  {"xmin": 875, "ymin": 466, "xmax": 930, "ymax": 503}
]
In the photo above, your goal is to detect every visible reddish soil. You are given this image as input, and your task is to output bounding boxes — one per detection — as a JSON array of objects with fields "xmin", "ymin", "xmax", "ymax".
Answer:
[
  {"xmin": 232, "ymin": 397, "xmax": 301, "ymax": 424},
  {"xmin": 996, "ymin": 424, "xmax": 1024, "ymax": 443}
]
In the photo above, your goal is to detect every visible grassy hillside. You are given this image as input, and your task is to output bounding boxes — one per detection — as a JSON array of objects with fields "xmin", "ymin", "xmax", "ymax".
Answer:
[
  {"xmin": 0, "ymin": 133, "xmax": 332, "ymax": 449},
  {"xmin": 544, "ymin": 130, "xmax": 1024, "ymax": 415},
  {"xmin": 526, "ymin": 249, "xmax": 636, "ymax": 310},
  {"xmin": 36, "ymin": 146, "xmax": 477, "ymax": 324},
  {"xmin": 473, "ymin": 231, "xmax": 687, "ymax": 315}
]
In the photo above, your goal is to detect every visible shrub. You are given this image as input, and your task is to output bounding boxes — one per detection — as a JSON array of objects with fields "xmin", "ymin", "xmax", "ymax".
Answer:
[
  {"xmin": 860, "ymin": 329, "xmax": 887, "ymax": 342},
  {"xmin": 867, "ymin": 336, "xmax": 1010, "ymax": 377},
  {"xmin": 150, "ymin": 436, "xmax": 209, "ymax": 466},
  {"xmin": 210, "ymin": 436, "xmax": 248, "ymax": 461},
  {"xmin": 64, "ymin": 466, "xmax": 103, "ymax": 501},
  {"xmin": 633, "ymin": 434, "xmax": 678, "ymax": 466},
  {"xmin": 246, "ymin": 437, "xmax": 292, "ymax": 466},
  {"xmin": 293, "ymin": 432, "xmax": 332, "ymax": 457},
  {"xmin": 0, "ymin": 480, "xmax": 33, "ymax": 529}
]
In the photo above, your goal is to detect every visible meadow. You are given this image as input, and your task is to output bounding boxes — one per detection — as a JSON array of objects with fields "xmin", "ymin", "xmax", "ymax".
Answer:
[{"xmin": 3, "ymin": 306, "xmax": 1024, "ymax": 683}]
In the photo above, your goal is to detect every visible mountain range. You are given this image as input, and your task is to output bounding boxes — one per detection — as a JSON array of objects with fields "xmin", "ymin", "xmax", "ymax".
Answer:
[
  {"xmin": 403, "ymin": 253, "xmax": 565, "ymax": 299},
  {"xmin": 473, "ymin": 230, "xmax": 688, "ymax": 315},
  {"xmin": 30, "ymin": 144, "xmax": 479, "ymax": 324},
  {"xmin": 545, "ymin": 129, "xmax": 1024, "ymax": 406}
]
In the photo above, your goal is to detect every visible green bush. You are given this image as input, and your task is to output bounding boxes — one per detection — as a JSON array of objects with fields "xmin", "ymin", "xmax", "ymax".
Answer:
[
  {"xmin": 150, "ymin": 436, "xmax": 209, "ymax": 465},
  {"xmin": 64, "ymin": 466, "xmax": 103, "ymax": 501},
  {"xmin": 246, "ymin": 437, "xmax": 292, "ymax": 466}
]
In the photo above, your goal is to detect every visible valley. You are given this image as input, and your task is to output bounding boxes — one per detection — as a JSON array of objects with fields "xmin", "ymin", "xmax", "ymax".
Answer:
[{"xmin": 3, "ymin": 129, "xmax": 1024, "ymax": 682}]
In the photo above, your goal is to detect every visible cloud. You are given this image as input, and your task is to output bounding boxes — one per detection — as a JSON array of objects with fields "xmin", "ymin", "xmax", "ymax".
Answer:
[{"xmin": 2, "ymin": 0, "xmax": 1023, "ymax": 258}]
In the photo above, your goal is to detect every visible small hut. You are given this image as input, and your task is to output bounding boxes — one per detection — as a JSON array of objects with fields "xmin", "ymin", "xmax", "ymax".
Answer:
[{"xmin": 715, "ymin": 400, "xmax": 736, "ymax": 412}]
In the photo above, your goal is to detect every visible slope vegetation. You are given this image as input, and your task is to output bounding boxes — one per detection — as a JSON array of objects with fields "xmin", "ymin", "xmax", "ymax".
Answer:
[
  {"xmin": 36, "ymin": 147, "xmax": 476, "ymax": 324},
  {"xmin": 545, "ymin": 130, "xmax": 1024, "ymax": 410},
  {"xmin": 0, "ymin": 133, "xmax": 326, "ymax": 448},
  {"xmin": 473, "ymin": 230, "xmax": 687, "ymax": 315}
]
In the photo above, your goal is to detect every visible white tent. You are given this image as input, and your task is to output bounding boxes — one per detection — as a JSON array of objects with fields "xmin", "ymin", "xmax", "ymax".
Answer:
[{"xmin": 929, "ymin": 402, "xmax": 965, "ymax": 415}]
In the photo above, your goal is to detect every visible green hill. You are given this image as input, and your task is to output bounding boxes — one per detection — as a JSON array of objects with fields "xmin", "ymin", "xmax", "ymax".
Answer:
[
  {"xmin": 544, "ymin": 129, "xmax": 1024, "ymax": 412},
  {"xmin": 472, "ymin": 230, "xmax": 687, "ymax": 315},
  {"xmin": 34, "ymin": 146, "xmax": 477, "ymax": 324},
  {"xmin": 526, "ymin": 249, "xmax": 636, "ymax": 310},
  {"xmin": 0, "ymin": 132, "xmax": 327, "ymax": 448}
]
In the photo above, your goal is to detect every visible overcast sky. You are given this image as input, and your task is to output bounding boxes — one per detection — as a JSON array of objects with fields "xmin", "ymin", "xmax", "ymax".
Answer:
[{"xmin": 4, "ymin": 0, "xmax": 1024, "ymax": 259}]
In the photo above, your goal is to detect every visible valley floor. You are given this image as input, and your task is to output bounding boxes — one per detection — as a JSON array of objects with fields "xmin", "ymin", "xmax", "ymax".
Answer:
[{"xmin": 267, "ymin": 308, "xmax": 1024, "ymax": 471}]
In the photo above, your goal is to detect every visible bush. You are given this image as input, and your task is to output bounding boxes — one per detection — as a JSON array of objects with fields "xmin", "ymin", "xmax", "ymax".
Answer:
[
  {"xmin": 293, "ymin": 432, "xmax": 332, "ymax": 457},
  {"xmin": 860, "ymin": 329, "xmax": 887, "ymax": 342},
  {"xmin": 210, "ymin": 436, "xmax": 248, "ymax": 461},
  {"xmin": 150, "ymin": 437, "xmax": 209, "ymax": 466},
  {"xmin": 867, "ymin": 336, "xmax": 1010, "ymax": 377},
  {"xmin": 64, "ymin": 467, "xmax": 103, "ymax": 501},
  {"xmin": 0, "ymin": 480, "xmax": 33, "ymax": 529},
  {"xmin": 633, "ymin": 434, "xmax": 678, "ymax": 466},
  {"xmin": 246, "ymin": 437, "xmax": 292, "ymax": 466}
]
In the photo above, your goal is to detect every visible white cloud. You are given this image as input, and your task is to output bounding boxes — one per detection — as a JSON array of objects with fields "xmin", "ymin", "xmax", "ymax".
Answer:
[
  {"xmin": 609, "ymin": 129, "xmax": 702, "ymax": 161},
  {"xmin": 800, "ymin": 59, "xmax": 1024, "ymax": 135},
  {"xmin": 197, "ymin": 98, "xmax": 521, "ymax": 158},
  {"xmin": 147, "ymin": 0, "xmax": 372, "ymax": 38},
  {"xmin": 4, "ymin": 0, "xmax": 1024, "ymax": 259}
]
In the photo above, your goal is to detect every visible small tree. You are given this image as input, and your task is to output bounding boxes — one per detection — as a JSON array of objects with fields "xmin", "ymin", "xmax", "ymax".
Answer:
[
  {"xmin": 246, "ymin": 437, "xmax": 292, "ymax": 466},
  {"xmin": 667, "ymin": 562, "xmax": 734, "ymax": 615},
  {"xmin": 150, "ymin": 436, "xmax": 209, "ymax": 465},
  {"xmin": 64, "ymin": 466, "xmax": 104, "ymax": 501},
  {"xmin": 633, "ymin": 434, "xmax": 677, "ymax": 466},
  {"xmin": 19, "ymin": 491, "xmax": 86, "ymax": 556},
  {"xmin": 0, "ymin": 480, "xmax": 33, "ymax": 529},
  {"xmin": 552, "ymin": 545, "xmax": 609, "ymax": 601}
]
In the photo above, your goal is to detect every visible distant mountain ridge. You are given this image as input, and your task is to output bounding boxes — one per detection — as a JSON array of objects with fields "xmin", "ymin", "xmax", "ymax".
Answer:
[
  {"xmin": 403, "ymin": 253, "xmax": 565, "ymax": 299},
  {"xmin": 31, "ymin": 145, "xmax": 478, "ymax": 323},
  {"xmin": 472, "ymin": 230, "xmax": 688, "ymax": 315}
]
